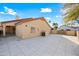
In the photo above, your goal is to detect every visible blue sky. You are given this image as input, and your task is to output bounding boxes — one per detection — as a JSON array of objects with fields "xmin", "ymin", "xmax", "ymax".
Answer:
[{"xmin": 0, "ymin": 3, "xmax": 63, "ymax": 26}]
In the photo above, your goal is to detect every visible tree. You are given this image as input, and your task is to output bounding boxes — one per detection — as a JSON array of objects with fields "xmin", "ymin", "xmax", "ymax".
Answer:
[
  {"xmin": 62, "ymin": 3, "xmax": 79, "ymax": 23},
  {"xmin": 48, "ymin": 20, "xmax": 51, "ymax": 23},
  {"xmin": 52, "ymin": 23, "xmax": 58, "ymax": 29}
]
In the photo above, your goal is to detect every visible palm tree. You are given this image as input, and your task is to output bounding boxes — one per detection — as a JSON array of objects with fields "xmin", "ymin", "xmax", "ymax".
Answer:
[{"xmin": 62, "ymin": 3, "xmax": 79, "ymax": 23}]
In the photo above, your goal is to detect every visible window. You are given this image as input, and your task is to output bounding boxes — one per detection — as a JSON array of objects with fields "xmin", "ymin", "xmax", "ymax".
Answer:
[{"xmin": 31, "ymin": 27, "xmax": 36, "ymax": 33}]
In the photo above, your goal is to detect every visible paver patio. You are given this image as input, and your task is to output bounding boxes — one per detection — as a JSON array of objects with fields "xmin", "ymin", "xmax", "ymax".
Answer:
[{"xmin": 0, "ymin": 34, "xmax": 79, "ymax": 56}]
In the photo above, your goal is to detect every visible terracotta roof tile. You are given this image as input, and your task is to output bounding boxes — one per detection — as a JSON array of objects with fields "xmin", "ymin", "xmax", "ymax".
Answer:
[
  {"xmin": 1, "ymin": 17, "xmax": 51, "ymax": 28},
  {"xmin": 1, "ymin": 17, "xmax": 44, "ymax": 23},
  {"xmin": 1, "ymin": 20, "xmax": 20, "ymax": 23},
  {"xmin": 15, "ymin": 17, "xmax": 44, "ymax": 25},
  {"xmin": 16, "ymin": 17, "xmax": 51, "ymax": 28}
]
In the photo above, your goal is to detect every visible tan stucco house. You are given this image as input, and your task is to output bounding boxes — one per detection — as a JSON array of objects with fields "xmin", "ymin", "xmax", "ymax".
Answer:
[
  {"xmin": 0, "ymin": 23, "xmax": 2, "ymax": 30},
  {"xmin": 0, "ymin": 17, "xmax": 51, "ymax": 39}
]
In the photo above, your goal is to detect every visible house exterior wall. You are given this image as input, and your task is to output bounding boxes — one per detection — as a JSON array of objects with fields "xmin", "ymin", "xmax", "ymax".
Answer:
[
  {"xmin": 0, "ymin": 23, "xmax": 2, "ymax": 30},
  {"xmin": 1, "ymin": 21, "xmax": 19, "ymax": 36},
  {"xmin": 0, "ymin": 23, "xmax": 1, "ymax": 26},
  {"xmin": 16, "ymin": 19, "xmax": 51, "ymax": 39},
  {"xmin": 0, "ymin": 27, "xmax": 2, "ymax": 30}
]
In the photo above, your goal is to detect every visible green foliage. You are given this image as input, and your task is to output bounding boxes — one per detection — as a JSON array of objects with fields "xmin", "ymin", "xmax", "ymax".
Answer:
[
  {"xmin": 52, "ymin": 23, "xmax": 58, "ymax": 29},
  {"xmin": 62, "ymin": 3, "xmax": 79, "ymax": 22},
  {"xmin": 49, "ymin": 20, "xmax": 51, "ymax": 23},
  {"xmin": 63, "ymin": 23, "xmax": 71, "ymax": 26}
]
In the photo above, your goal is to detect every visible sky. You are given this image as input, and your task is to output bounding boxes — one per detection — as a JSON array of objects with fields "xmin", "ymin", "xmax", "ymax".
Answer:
[
  {"xmin": 0, "ymin": 3, "xmax": 63, "ymax": 27},
  {"xmin": 0, "ymin": 0, "xmax": 77, "ymax": 3}
]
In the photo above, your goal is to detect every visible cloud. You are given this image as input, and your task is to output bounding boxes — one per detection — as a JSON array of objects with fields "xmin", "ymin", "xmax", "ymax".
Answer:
[
  {"xmin": 0, "ymin": 6, "xmax": 17, "ymax": 15},
  {"xmin": 4, "ymin": 6, "xmax": 8, "ymax": 10},
  {"xmin": 7, "ymin": 9, "xmax": 16, "ymax": 15},
  {"xmin": 45, "ymin": 17, "xmax": 51, "ymax": 20},
  {"xmin": 0, "ymin": 12, "xmax": 5, "ymax": 14},
  {"xmin": 40, "ymin": 8, "xmax": 52, "ymax": 13},
  {"xmin": 56, "ymin": 15, "xmax": 62, "ymax": 18}
]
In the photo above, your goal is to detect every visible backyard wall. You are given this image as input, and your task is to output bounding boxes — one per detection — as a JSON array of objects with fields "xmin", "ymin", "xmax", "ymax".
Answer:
[
  {"xmin": 77, "ymin": 31, "xmax": 79, "ymax": 40},
  {"xmin": 52, "ymin": 30, "xmax": 58, "ymax": 34},
  {"xmin": 64, "ymin": 30, "xmax": 76, "ymax": 36}
]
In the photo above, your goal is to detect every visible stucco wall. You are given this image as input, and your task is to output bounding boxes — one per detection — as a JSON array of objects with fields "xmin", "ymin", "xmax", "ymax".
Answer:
[
  {"xmin": 0, "ymin": 27, "xmax": 2, "ymax": 30},
  {"xmin": 52, "ymin": 30, "xmax": 58, "ymax": 34},
  {"xmin": 0, "ymin": 23, "xmax": 2, "ymax": 30},
  {"xmin": 0, "ymin": 23, "xmax": 1, "ymax": 26},
  {"xmin": 77, "ymin": 31, "xmax": 79, "ymax": 40},
  {"xmin": 64, "ymin": 30, "xmax": 76, "ymax": 36},
  {"xmin": 16, "ymin": 19, "xmax": 51, "ymax": 39}
]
